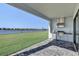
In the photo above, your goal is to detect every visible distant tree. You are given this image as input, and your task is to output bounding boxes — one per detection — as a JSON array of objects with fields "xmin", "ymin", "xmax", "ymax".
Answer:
[
  {"xmin": 7, "ymin": 28, "xmax": 11, "ymax": 30},
  {"xmin": 0, "ymin": 28, "xmax": 1, "ymax": 30},
  {"xmin": 2, "ymin": 28, "xmax": 6, "ymax": 30}
]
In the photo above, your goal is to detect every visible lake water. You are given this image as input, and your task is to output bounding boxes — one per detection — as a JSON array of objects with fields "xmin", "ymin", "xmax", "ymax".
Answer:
[{"xmin": 0, "ymin": 30, "xmax": 43, "ymax": 34}]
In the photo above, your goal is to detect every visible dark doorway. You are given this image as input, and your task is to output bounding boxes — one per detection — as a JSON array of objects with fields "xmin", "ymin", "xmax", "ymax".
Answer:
[{"xmin": 73, "ymin": 9, "xmax": 79, "ymax": 53}]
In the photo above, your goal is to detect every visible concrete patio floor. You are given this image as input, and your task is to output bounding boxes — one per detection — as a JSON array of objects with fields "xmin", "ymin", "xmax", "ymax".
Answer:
[
  {"xmin": 11, "ymin": 39, "xmax": 78, "ymax": 56},
  {"xmin": 30, "ymin": 44, "xmax": 78, "ymax": 56}
]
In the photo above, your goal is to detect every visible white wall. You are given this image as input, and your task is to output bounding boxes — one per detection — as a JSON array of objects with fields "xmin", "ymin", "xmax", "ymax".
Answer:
[{"xmin": 52, "ymin": 17, "xmax": 74, "ymax": 42}]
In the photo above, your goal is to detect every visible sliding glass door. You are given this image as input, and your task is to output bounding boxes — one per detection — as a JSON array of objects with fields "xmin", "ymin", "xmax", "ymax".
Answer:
[
  {"xmin": 76, "ymin": 11, "xmax": 79, "ymax": 52},
  {"xmin": 74, "ymin": 9, "xmax": 79, "ymax": 52}
]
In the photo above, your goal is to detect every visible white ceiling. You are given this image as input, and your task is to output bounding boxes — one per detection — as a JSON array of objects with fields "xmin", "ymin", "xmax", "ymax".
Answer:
[
  {"xmin": 27, "ymin": 3, "xmax": 76, "ymax": 18},
  {"xmin": 8, "ymin": 3, "xmax": 77, "ymax": 19}
]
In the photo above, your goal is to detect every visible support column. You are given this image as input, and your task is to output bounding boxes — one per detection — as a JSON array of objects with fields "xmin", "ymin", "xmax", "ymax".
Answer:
[{"xmin": 48, "ymin": 20, "xmax": 53, "ymax": 40}]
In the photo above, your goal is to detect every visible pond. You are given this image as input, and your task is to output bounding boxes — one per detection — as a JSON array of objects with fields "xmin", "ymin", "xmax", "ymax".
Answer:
[{"xmin": 0, "ymin": 30, "xmax": 44, "ymax": 34}]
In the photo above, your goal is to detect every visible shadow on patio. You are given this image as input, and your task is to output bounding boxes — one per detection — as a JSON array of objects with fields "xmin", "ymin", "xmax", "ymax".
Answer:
[{"xmin": 15, "ymin": 39, "xmax": 77, "ymax": 56}]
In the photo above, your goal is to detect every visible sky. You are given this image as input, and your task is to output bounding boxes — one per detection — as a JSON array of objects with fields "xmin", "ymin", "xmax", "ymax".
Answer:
[{"xmin": 0, "ymin": 4, "xmax": 48, "ymax": 29}]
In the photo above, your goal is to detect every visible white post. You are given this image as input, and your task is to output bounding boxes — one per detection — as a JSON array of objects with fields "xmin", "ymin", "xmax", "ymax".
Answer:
[{"xmin": 48, "ymin": 20, "xmax": 52, "ymax": 40}]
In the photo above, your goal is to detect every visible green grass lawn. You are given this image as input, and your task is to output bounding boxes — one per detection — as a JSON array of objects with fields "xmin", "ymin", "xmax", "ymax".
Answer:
[{"xmin": 0, "ymin": 31, "xmax": 48, "ymax": 56}]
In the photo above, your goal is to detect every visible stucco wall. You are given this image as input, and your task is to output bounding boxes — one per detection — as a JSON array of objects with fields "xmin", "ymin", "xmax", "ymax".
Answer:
[
  {"xmin": 52, "ymin": 17, "xmax": 74, "ymax": 42},
  {"xmin": 52, "ymin": 16, "xmax": 79, "ymax": 43}
]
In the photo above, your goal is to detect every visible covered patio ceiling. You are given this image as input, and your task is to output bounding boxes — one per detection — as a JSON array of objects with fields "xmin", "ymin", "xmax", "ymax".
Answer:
[{"xmin": 8, "ymin": 3, "xmax": 77, "ymax": 20}]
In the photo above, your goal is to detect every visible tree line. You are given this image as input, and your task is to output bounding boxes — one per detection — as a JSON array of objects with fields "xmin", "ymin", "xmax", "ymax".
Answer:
[{"xmin": 0, "ymin": 28, "xmax": 47, "ymax": 31}]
